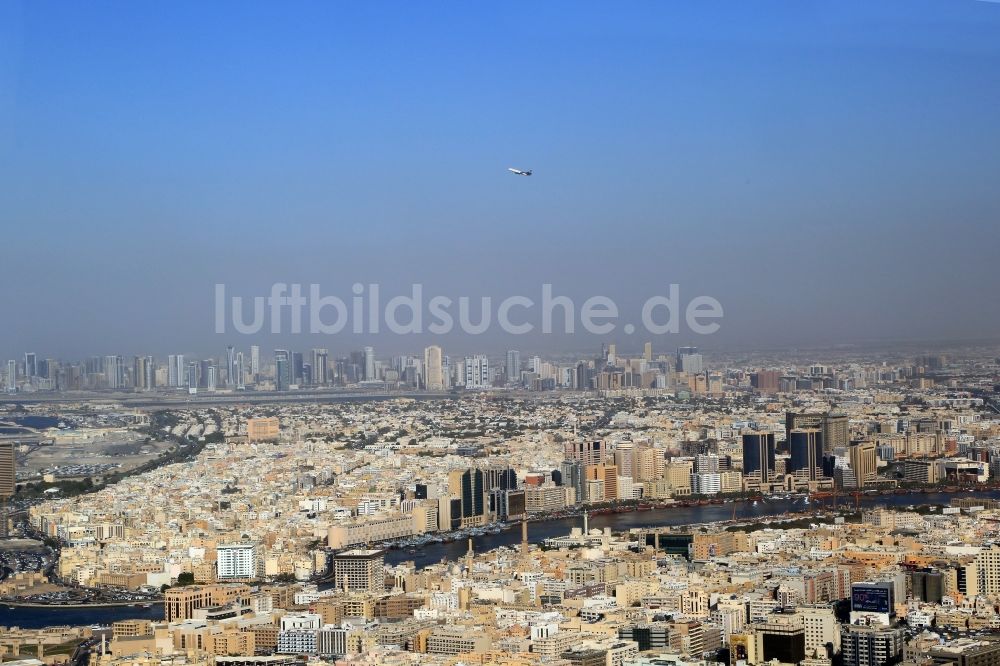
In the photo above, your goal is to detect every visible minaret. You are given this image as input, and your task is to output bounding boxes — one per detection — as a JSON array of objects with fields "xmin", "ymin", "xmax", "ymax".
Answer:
[
  {"xmin": 520, "ymin": 518, "xmax": 529, "ymax": 558},
  {"xmin": 583, "ymin": 509, "xmax": 589, "ymax": 534},
  {"xmin": 466, "ymin": 537, "xmax": 474, "ymax": 570}
]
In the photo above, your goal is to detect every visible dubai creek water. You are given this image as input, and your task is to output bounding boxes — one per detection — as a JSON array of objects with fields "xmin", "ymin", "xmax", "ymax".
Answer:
[{"xmin": 2, "ymin": 490, "xmax": 996, "ymax": 629}]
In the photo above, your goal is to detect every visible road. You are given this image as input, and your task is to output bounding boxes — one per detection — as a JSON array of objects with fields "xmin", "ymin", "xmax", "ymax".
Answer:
[{"xmin": 7, "ymin": 388, "xmax": 460, "ymax": 409}]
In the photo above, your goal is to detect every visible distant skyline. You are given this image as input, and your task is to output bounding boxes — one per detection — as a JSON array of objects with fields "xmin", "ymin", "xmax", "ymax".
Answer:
[
  {"xmin": 2, "ymin": 0, "xmax": 999, "ymax": 359},
  {"xmin": 5, "ymin": 329, "xmax": 1000, "ymax": 365}
]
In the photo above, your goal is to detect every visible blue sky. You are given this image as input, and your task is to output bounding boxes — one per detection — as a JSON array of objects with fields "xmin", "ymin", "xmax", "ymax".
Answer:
[{"xmin": 1, "ymin": 0, "xmax": 999, "ymax": 358}]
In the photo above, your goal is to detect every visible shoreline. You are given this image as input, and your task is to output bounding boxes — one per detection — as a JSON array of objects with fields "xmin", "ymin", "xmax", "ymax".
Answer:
[
  {"xmin": 7, "ymin": 486, "xmax": 987, "ymax": 610},
  {"xmin": 380, "ymin": 485, "xmax": 981, "ymax": 551}
]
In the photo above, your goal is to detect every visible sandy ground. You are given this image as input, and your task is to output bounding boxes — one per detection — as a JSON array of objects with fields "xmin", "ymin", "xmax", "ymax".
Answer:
[{"xmin": 20, "ymin": 437, "xmax": 173, "ymax": 477}]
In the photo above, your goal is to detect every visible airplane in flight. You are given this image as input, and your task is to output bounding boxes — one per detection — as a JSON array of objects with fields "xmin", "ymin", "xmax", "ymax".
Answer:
[{"xmin": 508, "ymin": 168, "xmax": 532, "ymax": 176}]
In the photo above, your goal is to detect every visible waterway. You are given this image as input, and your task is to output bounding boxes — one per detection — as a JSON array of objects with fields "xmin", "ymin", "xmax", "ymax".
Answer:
[
  {"xmin": 0, "ymin": 602, "xmax": 163, "ymax": 629},
  {"xmin": 384, "ymin": 490, "xmax": 1000, "ymax": 568},
  {"xmin": 0, "ymin": 415, "xmax": 65, "ymax": 434},
  {"xmin": 3, "ymin": 490, "xmax": 996, "ymax": 628}
]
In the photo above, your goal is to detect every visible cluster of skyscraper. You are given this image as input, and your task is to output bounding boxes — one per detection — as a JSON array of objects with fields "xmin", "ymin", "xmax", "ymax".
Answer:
[
  {"xmin": 4, "ymin": 342, "xmax": 704, "ymax": 394},
  {"xmin": 736, "ymin": 412, "xmax": 875, "ymax": 491}
]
